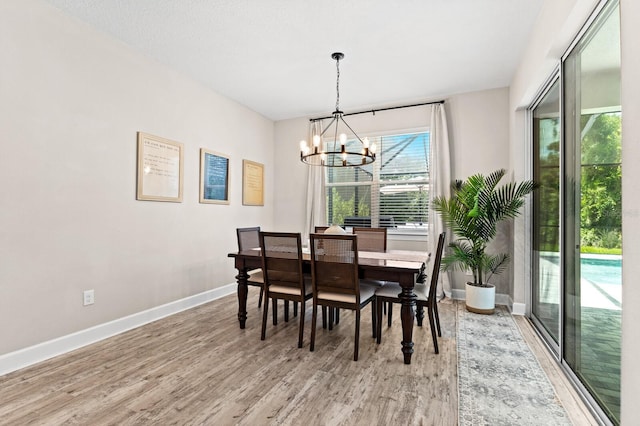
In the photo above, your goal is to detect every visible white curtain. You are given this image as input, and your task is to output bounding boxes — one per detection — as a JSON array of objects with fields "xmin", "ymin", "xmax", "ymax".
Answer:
[
  {"xmin": 428, "ymin": 103, "xmax": 452, "ymax": 298},
  {"xmin": 303, "ymin": 120, "xmax": 327, "ymax": 243}
]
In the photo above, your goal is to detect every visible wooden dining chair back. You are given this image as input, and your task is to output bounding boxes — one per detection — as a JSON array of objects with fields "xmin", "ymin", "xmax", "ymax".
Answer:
[
  {"xmin": 352, "ymin": 227, "xmax": 387, "ymax": 252},
  {"xmin": 374, "ymin": 231, "xmax": 446, "ymax": 354},
  {"xmin": 309, "ymin": 234, "xmax": 376, "ymax": 361},
  {"xmin": 236, "ymin": 227, "xmax": 265, "ymax": 308},
  {"xmin": 259, "ymin": 232, "xmax": 312, "ymax": 348},
  {"xmin": 352, "ymin": 227, "xmax": 390, "ymax": 314},
  {"xmin": 314, "ymin": 226, "xmax": 329, "ymax": 233}
]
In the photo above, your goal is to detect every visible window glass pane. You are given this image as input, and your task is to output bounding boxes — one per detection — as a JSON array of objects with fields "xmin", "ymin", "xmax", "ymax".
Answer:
[
  {"xmin": 532, "ymin": 78, "xmax": 561, "ymax": 347},
  {"xmin": 380, "ymin": 133, "xmax": 429, "ymax": 229},
  {"xmin": 325, "ymin": 131, "xmax": 429, "ymax": 233}
]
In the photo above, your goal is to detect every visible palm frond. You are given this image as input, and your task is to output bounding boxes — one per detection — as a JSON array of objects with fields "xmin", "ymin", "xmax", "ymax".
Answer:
[
  {"xmin": 484, "ymin": 253, "xmax": 510, "ymax": 283},
  {"xmin": 433, "ymin": 168, "xmax": 537, "ymax": 285}
]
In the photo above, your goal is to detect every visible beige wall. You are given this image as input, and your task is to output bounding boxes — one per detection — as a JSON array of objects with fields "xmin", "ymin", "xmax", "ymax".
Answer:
[
  {"xmin": 620, "ymin": 0, "xmax": 639, "ymax": 422},
  {"xmin": 0, "ymin": 0, "xmax": 274, "ymax": 355}
]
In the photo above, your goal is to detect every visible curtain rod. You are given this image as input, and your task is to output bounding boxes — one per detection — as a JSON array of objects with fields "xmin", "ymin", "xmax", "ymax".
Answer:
[{"xmin": 309, "ymin": 100, "xmax": 445, "ymax": 122}]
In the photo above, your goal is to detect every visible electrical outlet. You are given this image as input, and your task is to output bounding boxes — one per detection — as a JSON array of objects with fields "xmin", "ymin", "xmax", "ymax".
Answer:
[{"xmin": 83, "ymin": 289, "xmax": 95, "ymax": 306}]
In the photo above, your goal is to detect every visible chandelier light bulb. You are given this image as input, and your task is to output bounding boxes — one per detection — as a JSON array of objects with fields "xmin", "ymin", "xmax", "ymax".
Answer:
[
  {"xmin": 313, "ymin": 135, "xmax": 321, "ymax": 147},
  {"xmin": 370, "ymin": 142, "xmax": 377, "ymax": 154},
  {"xmin": 300, "ymin": 140, "xmax": 308, "ymax": 150},
  {"xmin": 339, "ymin": 133, "xmax": 347, "ymax": 145},
  {"xmin": 363, "ymin": 137, "xmax": 370, "ymax": 148}
]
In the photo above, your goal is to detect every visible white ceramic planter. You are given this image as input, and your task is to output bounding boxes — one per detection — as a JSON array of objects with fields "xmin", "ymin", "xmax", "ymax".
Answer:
[{"xmin": 465, "ymin": 282, "xmax": 495, "ymax": 314}]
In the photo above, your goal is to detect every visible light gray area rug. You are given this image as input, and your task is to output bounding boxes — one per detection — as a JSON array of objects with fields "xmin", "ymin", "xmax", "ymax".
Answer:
[{"xmin": 457, "ymin": 304, "xmax": 571, "ymax": 425}]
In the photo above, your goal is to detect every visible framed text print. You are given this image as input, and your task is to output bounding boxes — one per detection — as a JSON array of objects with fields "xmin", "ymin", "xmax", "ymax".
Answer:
[
  {"xmin": 242, "ymin": 159, "xmax": 264, "ymax": 206},
  {"xmin": 136, "ymin": 132, "xmax": 184, "ymax": 202},
  {"xmin": 200, "ymin": 148, "xmax": 230, "ymax": 204}
]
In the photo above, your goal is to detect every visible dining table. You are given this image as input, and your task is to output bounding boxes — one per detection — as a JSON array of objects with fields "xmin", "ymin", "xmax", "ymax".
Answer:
[{"xmin": 228, "ymin": 247, "xmax": 429, "ymax": 364}]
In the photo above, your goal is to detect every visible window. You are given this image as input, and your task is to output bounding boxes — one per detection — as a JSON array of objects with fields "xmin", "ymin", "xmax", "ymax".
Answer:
[{"xmin": 325, "ymin": 131, "xmax": 429, "ymax": 234}]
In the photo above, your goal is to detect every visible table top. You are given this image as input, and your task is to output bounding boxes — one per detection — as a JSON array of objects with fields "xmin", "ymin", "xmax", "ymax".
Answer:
[{"xmin": 229, "ymin": 248, "xmax": 429, "ymax": 271}]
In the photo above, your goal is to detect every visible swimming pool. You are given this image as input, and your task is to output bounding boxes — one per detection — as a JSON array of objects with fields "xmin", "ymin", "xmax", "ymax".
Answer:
[
  {"xmin": 581, "ymin": 256, "xmax": 622, "ymax": 286},
  {"xmin": 540, "ymin": 253, "xmax": 621, "ymax": 285}
]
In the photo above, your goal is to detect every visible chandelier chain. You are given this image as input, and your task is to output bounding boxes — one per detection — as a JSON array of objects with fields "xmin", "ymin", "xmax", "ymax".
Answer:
[{"xmin": 335, "ymin": 56, "xmax": 340, "ymax": 112}]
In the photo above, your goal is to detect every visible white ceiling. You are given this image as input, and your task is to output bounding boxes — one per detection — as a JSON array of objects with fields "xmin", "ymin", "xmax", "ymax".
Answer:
[{"xmin": 43, "ymin": 0, "xmax": 544, "ymax": 121}]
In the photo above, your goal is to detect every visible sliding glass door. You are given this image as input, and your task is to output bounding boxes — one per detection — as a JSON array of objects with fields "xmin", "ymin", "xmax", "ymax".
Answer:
[
  {"xmin": 563, "ymin": 2, "xmax": 621, "ymax": 422},
  {"xmin": 531, "ymin": 1, "xmax": 621, "ymax": 424},
  {"xmin": 532, "ymin": 78, "xmax": 561, "ymax": 351}
]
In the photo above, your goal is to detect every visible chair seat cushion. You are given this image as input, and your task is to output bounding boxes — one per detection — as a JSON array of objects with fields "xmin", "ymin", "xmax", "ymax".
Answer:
[
  {"xmin": 268, "ymin": 277, "xmax": 312, "ymax": 297},
  {"xmin": 247, "ymin": 269, "xmax": 264, "ymax": 284},
  {"xmin": 375, "ymin": 283, "xmax": 429, "ymax": 301},
  {"xmin": 317, "ymin": 283, "xmax": 376, "ymax": 305}
]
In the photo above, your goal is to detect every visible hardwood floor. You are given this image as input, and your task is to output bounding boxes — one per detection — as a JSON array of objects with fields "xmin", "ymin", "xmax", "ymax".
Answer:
[
  {"xmin": 0, "ymin": 293, "xmax": 456, "ymax": 425},
  {"xmin": 0, "ymin": 293, "xmax": 596, "ymax": 425}
]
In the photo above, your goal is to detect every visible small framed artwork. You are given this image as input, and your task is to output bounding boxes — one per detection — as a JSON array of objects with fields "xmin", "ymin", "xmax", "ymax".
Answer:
[
  {"xmin": 242, "ymin": 159, "xmax": 264, "ymax": 206},
  {"xmin": 136, "ymin": 132, "xmax": 184, "ymax": 202},
  {"xmin": 200, "ymin": 148, "xmax": 230, "ymax": 204}
]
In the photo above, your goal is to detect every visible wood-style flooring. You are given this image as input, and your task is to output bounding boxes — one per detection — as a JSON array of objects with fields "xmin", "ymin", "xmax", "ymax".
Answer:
[{"xmin": 0, "ymin": 292, "xmax": 595, "ymax": 425}]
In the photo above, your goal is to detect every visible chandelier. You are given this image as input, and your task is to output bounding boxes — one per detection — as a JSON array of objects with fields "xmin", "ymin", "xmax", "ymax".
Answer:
[{"xmin": 300, "ymin": 52, "xmax": 376, "ymax": 167}]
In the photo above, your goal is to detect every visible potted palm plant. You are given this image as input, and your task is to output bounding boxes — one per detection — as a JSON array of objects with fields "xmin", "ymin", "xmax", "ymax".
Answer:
[{"xmin": 432, "ymin": 169, "xmax": 537, "ymax": 314}]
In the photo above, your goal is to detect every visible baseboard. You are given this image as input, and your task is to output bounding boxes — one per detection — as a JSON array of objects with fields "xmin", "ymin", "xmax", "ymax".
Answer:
[
  {"xmin": 451, "ymin": 288, "xmax": 466, "ymax": 300},
  {"xmin": 511, "ymin": 302, "xmax": 527, "ymax": 316},
  {"xmin": 0, "ymin": 284, "xmax": 237, "ymax": 377},
  {"xmin": 495, "ymin": 293, "xmax": 510, "ymax": 307}
]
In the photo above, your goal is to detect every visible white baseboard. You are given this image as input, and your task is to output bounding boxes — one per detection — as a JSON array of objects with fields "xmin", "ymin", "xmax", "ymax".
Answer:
[
  {"xmin": 495, "ymin": 293, "xmax": 510, "ymax": 306},
  {"xmin": 510, "ymin": 302, "xmax": 527, "ymax": 316},
  {"xmin": 451, "ymin": 288, "xmax": 466, "ymax": 300},
  {"xmin": 0, "ymin": 284, "xmax": 237, "ymax": 377}
]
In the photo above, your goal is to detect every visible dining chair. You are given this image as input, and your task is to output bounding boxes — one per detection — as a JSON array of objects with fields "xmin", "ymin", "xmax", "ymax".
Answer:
[
  {"xmin": 236, "ymin": 227, "xmax": 265, "ymax": 308},
  {"xmin": 374, "ymin": 231, "xmax": 446, "ymax": 354},
  {"xmin": 259, "ymin": 232, "xmax": 312, "ymax": 348},
  {"xmin": 309, "ymin": 233, "xmax": 377, "ymax": 361},
  {"xmin": 353, "ymin": 227, "xmax": 391, "ymax": 315},
  {"xmin": 352, "ymin": 227, "xmax": 387, "ymax": 252}
]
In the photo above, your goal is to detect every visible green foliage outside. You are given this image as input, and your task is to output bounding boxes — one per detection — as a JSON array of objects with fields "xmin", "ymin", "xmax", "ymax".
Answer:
[
  {"xmin": 536, "ymin": 113, "xmax": 621, "ymax": 255},
  {"xmin": 581, "ymin": 246, "xmax": 622, "ymax": 255},
  {"xmin": 580, "ymin": 113, "xmax": 622, "ymax": 251},
  {"xmin": 328, "ymin": 187, "xmax": 370, "ymax": 225}
]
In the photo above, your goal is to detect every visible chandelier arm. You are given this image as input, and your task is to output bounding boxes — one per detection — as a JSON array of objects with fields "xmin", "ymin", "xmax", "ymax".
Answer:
[
  {"xmin": 338, "ymin": 116, "xmax": 365, "ymax": 145},
  {"xmin": 319, "ymin": 116, "xmax": 338, "ymax": 137}
]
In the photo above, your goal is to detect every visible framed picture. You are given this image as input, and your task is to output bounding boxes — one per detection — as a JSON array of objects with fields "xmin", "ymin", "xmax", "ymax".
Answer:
[
  {"xmin": 200, "ymin": 149, "xmax": 230, "ymax": 204},
  {"xmin": 136, "ymin": 132, "xmax": 184, "ymax": 202},
  {"xmin": 242, "ymin": 159, "xmax": 264, "ymax": 206}
]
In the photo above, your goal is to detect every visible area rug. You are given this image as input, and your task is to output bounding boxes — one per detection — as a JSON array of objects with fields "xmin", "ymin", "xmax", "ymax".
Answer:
[{"xmin": 457, "ymin": 304, "xmax": 571, "ymax": 425}]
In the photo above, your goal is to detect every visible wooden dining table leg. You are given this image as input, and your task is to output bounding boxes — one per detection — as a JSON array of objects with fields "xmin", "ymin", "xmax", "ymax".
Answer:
[
  {"xmin": 236, "ymin": 267, "xmax": 249, "ymax": 329},
  {"xmin": 399, "ymin": 273, "xmax": 417, "ymax": 364}
]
